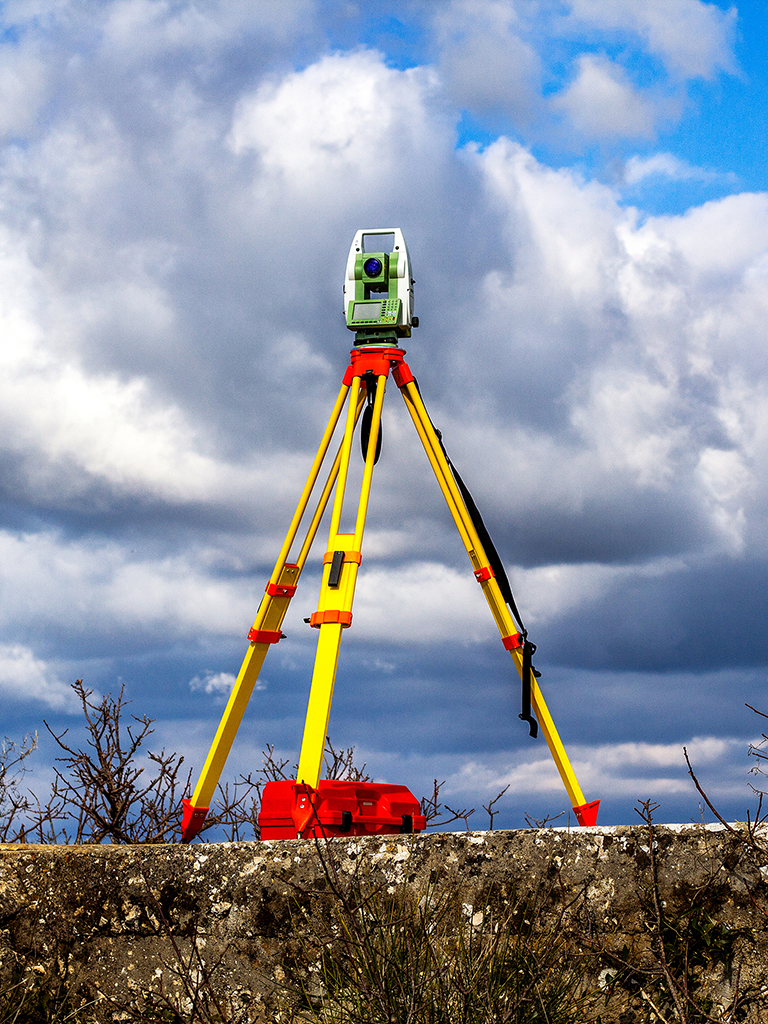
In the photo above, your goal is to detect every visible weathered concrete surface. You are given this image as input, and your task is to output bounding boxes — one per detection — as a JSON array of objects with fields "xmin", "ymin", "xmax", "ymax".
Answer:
[{"xmin": 1, "ymin": 824, "xmax": 767, "ymax": 1020}]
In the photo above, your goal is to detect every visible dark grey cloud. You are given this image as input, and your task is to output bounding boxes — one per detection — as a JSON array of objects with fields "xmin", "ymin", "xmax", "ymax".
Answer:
[{"xmin": 545, "ymin": 556, "xmax": 768, "ymax": 672}]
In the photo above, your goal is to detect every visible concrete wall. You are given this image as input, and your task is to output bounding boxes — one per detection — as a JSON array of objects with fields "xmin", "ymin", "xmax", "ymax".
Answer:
[{"xmin": 1, "ymin": 824, "xmax": 766, "ymax": 1021}]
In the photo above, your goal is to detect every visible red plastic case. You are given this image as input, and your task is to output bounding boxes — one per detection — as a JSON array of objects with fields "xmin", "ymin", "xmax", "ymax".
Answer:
[{"xmin": 258, "ymin": 779, "xmax": 426, "ymax": 840}]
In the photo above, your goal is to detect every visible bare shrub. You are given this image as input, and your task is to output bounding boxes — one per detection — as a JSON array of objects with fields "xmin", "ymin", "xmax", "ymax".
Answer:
[
  {"xmin": 24, "ymin": 680, "xmax": 191, "ymax": 844},
  {"xmin": 0, "ymin": 732, "xmax": 37, "ymax": 842},
  {"xmin": 1, "ymin": 679, "xmax": 511, "ymax": 844}
]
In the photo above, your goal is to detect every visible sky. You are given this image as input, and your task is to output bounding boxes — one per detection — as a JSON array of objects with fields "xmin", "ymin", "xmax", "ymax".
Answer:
[{"xmin": 1, "ymin": 0, "xmax": 767, "ymax": 833}]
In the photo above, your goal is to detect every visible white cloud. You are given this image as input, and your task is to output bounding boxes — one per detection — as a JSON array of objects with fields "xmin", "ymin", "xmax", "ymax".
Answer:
[
  {"xmin": 552, "ymin": 54, "xmax": 656, "ymax": 139},
  {"xmin": 190, "ymin": 670, "xmax": 243, "ymax": 695},
  {"xmin": 445, "ymin": 735, "xmax": 746, "ymax": 802},
  {"xmin": 433, "ymin": 1, "xmax": 541, "ymax": 121},
  {"xmin": 510, "ymin": 562, "xmax": 636, "ymax": 626},
  {"xmin": 431, "ymin": 0, "xmax": 734, "ymax": 142},
  {"xmin": 479, "ymin": 138, "xmax": 621, "ymax": 298},
  {"xmin": 571, "ymin": 736, "xmax": 747, "ymax": 800},
  {"xmin": 471, "ymin": 138, "xmax": 768, "ymax": 560},
  {"xmin": 4, "ymin": 38, "xmax": 760, "ymax": 584},
  {"xmin": 0, "ymin": 223, "xmax": 320, "ymax": 509},
  {"xmin": 646, "ymin": 193, "xmax": 768, "ymax": 279},
  {"xmin": 571, "ymin": 367, "xmax": 689, "ymax": 488},
  {"xmin": 695, "ymin": 447, "xmax": 750, "ymax": 553},
  {"xmin": 229, "ymin": 51, "xmax": 444, "ymax": 194},
  {"xmin": 0, "ymin": 644, "xmax": 79, "ymax": 711},
  {"xmin": 0, "ymin": 47, "xmax": 49, "ymax": 137},
  {"xmin": 352, "ymin": 562, "xmax": 494, "ymax": 644},
  {"xmin": 622, "ymin": 152, "xmax": 727, "ymax": 186},
  {"xmin": 696, "ymin": 447, "xmax": 750, "ymax": 508},
  {"xmin": 568, "ymin": 0, "xmax": 737, "ymax": 79},
  {"xmin": 441, "ymin": 31, "xmax": 540, "ymax": 119},
  {"xmin": 14, "ymin": 0, "xmax": 318, "ymax": 67},
  {"xmin": 0, "ymin": 530, "xmax": 264, "ymax": 644}
]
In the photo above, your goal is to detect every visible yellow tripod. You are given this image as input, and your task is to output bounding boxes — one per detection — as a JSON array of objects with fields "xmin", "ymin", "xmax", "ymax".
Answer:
[{"xmin": 180, "ymin": 344, "xmax": 599, "ymax": 841}]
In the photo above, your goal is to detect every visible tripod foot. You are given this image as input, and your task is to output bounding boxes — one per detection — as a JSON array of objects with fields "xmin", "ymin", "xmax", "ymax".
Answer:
[
  {"xmin": 572, "ymin": 799, "xmax": 600, "ymax": 827},
  {"xmin": 180, "ymin": 798, "xmax": 209, "ymax": 842}
]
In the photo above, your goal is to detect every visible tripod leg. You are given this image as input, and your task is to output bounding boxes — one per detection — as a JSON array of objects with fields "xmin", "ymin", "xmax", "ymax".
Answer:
[
  {"xmin": 270, "ymin": 380, "xmax": 354, "ymax": 578},
  {"xmin": 295, "ymin": 395, "xmax": 366, "ymax": 569},
  {"xmin": 397, "ymin": 376, "xmax": 595, "ymax": 823},
  {"xmin": 185, "ymin": 561, "xmax": 299, "ymax": 824},
  {"xmin": 182, "ymin": 381, "xmax": 355, "ymax": 840},
  {"xmin": 297, "ymin": 372, "xmax": 387, "ymax": 789}
]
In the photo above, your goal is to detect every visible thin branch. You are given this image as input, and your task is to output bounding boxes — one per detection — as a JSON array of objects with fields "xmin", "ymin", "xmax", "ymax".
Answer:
[
  {"xmin": 640, "ymin": 987, "xmax": 673, "ymax": 1024},
  {"xmin": 482, "ymin": 785, "xmax": 509, "ymax": 831},
  {"xmin": 442, "ymin": 803, "xmax": 475, "ymax": 830},
  {"xmin": 683, "ymin": 747, "xmax": 741, "ymax": 840},
  {"xmin": 524, "ymin": 810, "xmax": 565, "ymax": 829},
  {"xmin": 635, "ymin": 799, "xmax": 688, "ymax": 1023}
]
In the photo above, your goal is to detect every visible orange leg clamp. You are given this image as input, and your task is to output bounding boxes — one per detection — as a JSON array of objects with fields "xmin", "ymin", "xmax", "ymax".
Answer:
[
  {"xmin": 322, "ymin": 550, "xmax": 362, "ymax": 565},
  {"xmin": 309, "ymin": 610, "xmax": 353, "ymax": 628},
  {"xmin": 248, "ymin": 628, "xmax": 284, "ymax": 644},
  {"xmin": 502, "ymin": 632, "xmax": 523, "ymax": 650},
  {"xmin": 266, "ymin": 581, "xmax": 297, "ymax": 598}
]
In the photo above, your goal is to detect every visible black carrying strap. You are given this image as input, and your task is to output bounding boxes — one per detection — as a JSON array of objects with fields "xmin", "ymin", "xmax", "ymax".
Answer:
[
  {"xmin": 413, "ymin": 379, "xmax": 539, "ymax": 739},
  {"xmin": 360, "ymin": 371, "xmax": 383, "ymax": 465},
  {"xmin": 449, "ymin": 461, "xmax": 526, "ymax": 630},
  {"xmin": 520, "ymin": 639, "xmax": 538, "ymax": 739}
]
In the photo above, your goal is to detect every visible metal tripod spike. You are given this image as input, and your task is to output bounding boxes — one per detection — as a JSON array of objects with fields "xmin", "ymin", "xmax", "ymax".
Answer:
[{"xmin": 180, "ymin": 233, "xmax": 599, "ymax": 842}]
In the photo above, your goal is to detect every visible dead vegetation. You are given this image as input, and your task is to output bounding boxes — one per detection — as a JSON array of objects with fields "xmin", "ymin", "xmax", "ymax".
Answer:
[{"xmin": 0, "ymin": 680, "xmax": 511, "ymax": 843}]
